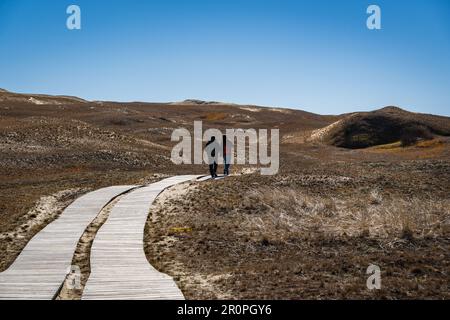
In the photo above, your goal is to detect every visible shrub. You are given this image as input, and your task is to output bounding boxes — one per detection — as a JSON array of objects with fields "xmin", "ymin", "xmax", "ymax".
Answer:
[{"xmin": 400, "ymin": 125, "xmax": 432, "ymax": 147}]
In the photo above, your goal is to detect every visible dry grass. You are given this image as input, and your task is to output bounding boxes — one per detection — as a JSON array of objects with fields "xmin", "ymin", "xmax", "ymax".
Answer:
[
  {"xmin": 370, "ymin": 141, "xmax": 403, "ymax": 150},
  {"xmin": 242, "ymin": 187, "xmax": 449, "ymax": 239},
  {"xmin": 145, "ymin": 167, "xmax": 450, "ymax": 299},
  {"xmin": 363, "ymin": 139, "xmax": 449, "ymax": 162},
  {"xmin": 205, "ymin": 112, "xmax": 227, "ymax": 122}
]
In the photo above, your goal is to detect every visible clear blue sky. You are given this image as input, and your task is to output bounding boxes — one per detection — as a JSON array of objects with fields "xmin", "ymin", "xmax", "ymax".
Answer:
[{"xmin": 0, "ymin": 0, "xmax": 449, "ymax": 115}]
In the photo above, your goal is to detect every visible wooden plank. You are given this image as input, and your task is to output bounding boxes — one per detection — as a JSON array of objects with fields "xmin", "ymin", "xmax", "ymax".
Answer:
[
  {"xmin": 0, "ymin": 185, "xmax": 137, "ymax": 300},
  {"xmin": 82, "ymin": 175, "xmax": 200, "ymax": 300}
]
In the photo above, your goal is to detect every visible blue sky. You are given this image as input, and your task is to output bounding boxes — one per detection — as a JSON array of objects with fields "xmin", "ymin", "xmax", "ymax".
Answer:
[{"xmin": 0, "ymin": 0, "xmax": 449, "ymax": 116}]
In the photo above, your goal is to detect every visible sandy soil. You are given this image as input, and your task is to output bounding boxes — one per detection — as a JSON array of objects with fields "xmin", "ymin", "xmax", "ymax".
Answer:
[{"xmin": 144, "ymin": 181, "xmax": 235, "ymax": 299}]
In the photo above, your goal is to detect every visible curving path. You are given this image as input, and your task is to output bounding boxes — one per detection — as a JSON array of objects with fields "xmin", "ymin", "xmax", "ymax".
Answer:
[
  {"xmin": 0, "ymin": 185, "xmax": 137, "ymax": 300},
  {"xmin": 82, "ymin": 175, "xmax": 200, "ymax": 300}
]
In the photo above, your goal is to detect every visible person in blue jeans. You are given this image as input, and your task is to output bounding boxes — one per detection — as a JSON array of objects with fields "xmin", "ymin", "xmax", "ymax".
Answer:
[{"xmin": 223, "ymin": 135, "xmax": 232, "ymax": 176}]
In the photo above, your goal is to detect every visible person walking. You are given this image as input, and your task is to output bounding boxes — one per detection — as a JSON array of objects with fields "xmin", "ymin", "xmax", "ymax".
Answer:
[
  {"xmin": 223, "ymin": 135, "xmax": 232, "ymax": 176},
  {"xmin": 205, "ymin": 136, "xmax": 218, "ymax": 178}
]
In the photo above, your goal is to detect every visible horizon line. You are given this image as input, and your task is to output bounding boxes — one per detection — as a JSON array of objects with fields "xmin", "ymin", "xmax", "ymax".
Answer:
[{"xmin": 1, "ymin": 87, "xmax": 449, "ymax": 118}]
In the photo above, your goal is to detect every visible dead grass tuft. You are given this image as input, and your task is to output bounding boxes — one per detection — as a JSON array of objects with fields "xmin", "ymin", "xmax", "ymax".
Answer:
[
  {"xmin": 241, "ymin": 187, "xmax": 449, "ymax": 240},
  {"xmin": 204, "ymin": 112, "xmax": 227, "ymax": 122}
]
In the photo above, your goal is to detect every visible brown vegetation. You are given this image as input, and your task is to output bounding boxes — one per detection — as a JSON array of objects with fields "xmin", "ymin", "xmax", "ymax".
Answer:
[{"xmin": 1, "ymin": 89, "xmax": 449, "ymax": 299}]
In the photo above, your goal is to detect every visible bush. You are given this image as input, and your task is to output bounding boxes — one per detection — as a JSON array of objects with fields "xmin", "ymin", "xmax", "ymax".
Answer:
[{"xmin": 400, "ymin": 125, "xmax": 432, "ymax": 147}]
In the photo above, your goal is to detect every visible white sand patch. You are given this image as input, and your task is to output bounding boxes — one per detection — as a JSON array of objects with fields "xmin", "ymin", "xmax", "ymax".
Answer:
[
  {"xmin": 240, "ymin": 167, "xmax": 259, "ymax": 175},
  {"xmin": 310, "ymin": 119, "xmax": 344, "ymax": 142},
  {"xmin": 268, "ymin": 108, "xmax": 292, "ymax": 114},
  {"xmin": 28, "ymin": 97, "xmax": 46, "ymax": 105},
  {"xmin": 240, "ymin": 107, "xmax": 261, "ymax": 113},
  {"xmin": 182, "ymin": 270, "xmax": 233, "ymax": 299},
  {"xmin": 134, "ymin": 138, "xmax": 171, "ymax": 150}
]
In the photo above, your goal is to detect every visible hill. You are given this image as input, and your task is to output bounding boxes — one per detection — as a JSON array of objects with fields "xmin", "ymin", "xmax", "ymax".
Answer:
[{"xmin": 310, "ymin": 106, "xmax": 450, "ymax": 148}]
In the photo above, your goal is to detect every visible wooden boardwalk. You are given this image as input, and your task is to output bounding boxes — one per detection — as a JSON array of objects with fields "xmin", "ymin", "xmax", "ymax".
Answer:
[
  {"xmin": 0, "ymin": 185, "xmax": 137, "ymax": 300},
  {"xmin": 82, "ymin": 175, "xmax": 200, "ymax": 300}
]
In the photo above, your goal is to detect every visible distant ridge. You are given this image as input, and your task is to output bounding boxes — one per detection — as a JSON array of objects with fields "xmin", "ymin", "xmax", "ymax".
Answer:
[
  {"xmin": 176, "ymin": 99, "xmax": 225, "ymax": 105},
  {"xmin": 0, "ymin": 89, "xmax": 88, "ymax": 104}
]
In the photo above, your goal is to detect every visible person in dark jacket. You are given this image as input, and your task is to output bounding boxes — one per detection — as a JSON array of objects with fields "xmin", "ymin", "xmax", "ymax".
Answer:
[
  {"xmin": 205, "ymin": 136, "xmax": 218, "ymax": 178},
  {"xmin": 223, "ymin": 135, "xmax": 232, "ymax": 176}
]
